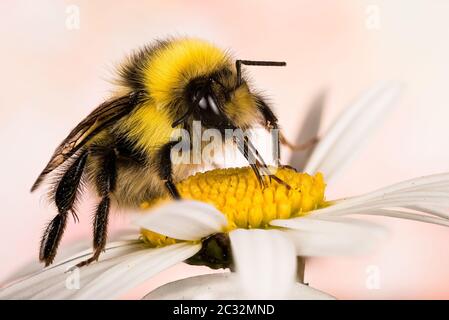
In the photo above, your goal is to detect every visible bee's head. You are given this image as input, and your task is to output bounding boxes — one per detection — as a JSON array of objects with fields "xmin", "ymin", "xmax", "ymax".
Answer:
[
  {"xmin": 175, "ymin": 60, "xmax": 285, "ymax": 131},
  {"xmin": 181, "ymin": 69, "xmax": 254, "ymax": 131}
]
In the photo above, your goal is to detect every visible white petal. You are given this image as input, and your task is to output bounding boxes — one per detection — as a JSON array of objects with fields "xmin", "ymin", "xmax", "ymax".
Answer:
[
  {"xmin": 0, "ymin": 240, "xmax": 143, "ymax": 299},
  {"xmin": 354, "ymin": 209, "xmax": 449, "ymax": 227},
  {"xmin": 271, "ymin": 215, "xmax": 384, "ymax": 235},
  {"xmin": 72, "ymin": 242, "xmax": 201, "ymax": 299},
  {"xmin": 134, "ymin": 200, "xmax": 227, "ymax": 240},
  {"xmin": 143, "ymin": 273, "xmax": 335, "ymax": 300},
  {"xmin": 31, "ymin": 252, "xmax": 138, "ymax": 299},
  {"xmin": 408, "ymin": 205, "xmax": 449, "ymax": 220},
  {"xmin": 229, "ymin": 229, "xmax": 297, "ymax": 299},
  {"xmin": 1, "ymin": 241, "xmax": 89, "ymax": 285},
  {"xmin": 304, "ymin": 83, "xmax": 402, "ymax": 183},
  {"xmin": 1, "ymin": 229, "xmax": 140, "ymax": 284},
  {"xmin": 330, "ymin": 173, "xmax": 449, "ymax": 210},
  {"xmin": 270, "ymin": 216, "xmax": 387, "ymax": 257},
  {"xmin": 311, "ymin": 173, "xmax": 449, "ymax": 226}
]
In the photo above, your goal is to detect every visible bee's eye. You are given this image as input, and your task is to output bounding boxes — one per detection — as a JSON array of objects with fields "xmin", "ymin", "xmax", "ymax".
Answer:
[
  {"xmin": 194, "ymin": 93, "xmax": 220, "ymax": 115},
  {"xmin": 198, "ymin": 96, "xmax": 208, "ymax": 109}
]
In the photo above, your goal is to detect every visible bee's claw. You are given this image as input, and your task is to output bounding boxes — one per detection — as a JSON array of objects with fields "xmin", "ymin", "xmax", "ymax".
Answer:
[{"xmin": 268, "ymin": 174, "xmax": 292, "ymax": 190}]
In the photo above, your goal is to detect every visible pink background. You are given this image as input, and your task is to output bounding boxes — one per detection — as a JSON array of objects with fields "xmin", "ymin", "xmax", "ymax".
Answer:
[{"xmin": 1, "ymin": 0, "xmax": 449, "ymax": 299}]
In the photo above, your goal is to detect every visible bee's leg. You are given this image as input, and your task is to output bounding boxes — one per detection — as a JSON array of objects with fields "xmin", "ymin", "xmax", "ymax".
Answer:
[
  {"xmin": 159, "ymin": 141, "xmax": 181, "ymax": 199},
  {"xmin": 40, "ymin": 150, "xmax": 89, "ymax": 266},
  {"xmin": 257, "ymin": 98, "xmax": 318, "ymax": 164},
  {"xmin": 76, "ymin": 148, "xmax": 117, "ymax": 268},
  {"xmin": 255, "ymin": 98, "xmax": 282, "ymax": 166},
  {"xmin": 279, "ymin": 132, "xmax": 318, "ymax": 151},
  {"xmin": 234, "ymin": 134, "xmax": 292, "ymax": 190},
  {"xmin": 233, "ymin": 135, "xmax": 266, "ymax": 188}
]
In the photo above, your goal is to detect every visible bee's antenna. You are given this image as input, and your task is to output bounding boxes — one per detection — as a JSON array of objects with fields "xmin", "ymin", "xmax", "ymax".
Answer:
[{"xmin": 236, "ymin": 60, "xmax": 287, "ymax": 87}]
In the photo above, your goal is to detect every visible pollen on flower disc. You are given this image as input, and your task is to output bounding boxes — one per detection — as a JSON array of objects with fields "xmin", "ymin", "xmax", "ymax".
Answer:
[{"xmin": 140, "ymin": 167, "xmax": 327, "ymax": 246}]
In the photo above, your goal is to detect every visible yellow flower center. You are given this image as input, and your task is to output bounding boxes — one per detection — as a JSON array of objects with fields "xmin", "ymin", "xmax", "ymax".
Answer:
[{"xmin": 140, "ymin": 167, "xmax": 326, "ymax": 247}]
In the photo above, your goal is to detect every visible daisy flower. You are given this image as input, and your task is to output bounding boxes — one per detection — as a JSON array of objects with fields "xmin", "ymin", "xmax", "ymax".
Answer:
[{"xmin": 2, "ymin": 82, "xmax": 448, "ymax": 300}]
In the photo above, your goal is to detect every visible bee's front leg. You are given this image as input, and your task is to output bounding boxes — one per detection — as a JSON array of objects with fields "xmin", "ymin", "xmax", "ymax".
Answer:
[
  {"xmin": 254, "ymin": 96, "xmax": 282, "ymax": 166},
  {"xmin": 158, "ymin": 141, "xmax": 181, "ymax": 199}
]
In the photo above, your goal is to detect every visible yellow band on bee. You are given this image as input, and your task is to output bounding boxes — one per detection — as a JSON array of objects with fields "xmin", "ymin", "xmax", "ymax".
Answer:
[{"xmin": 144, "ymin": 38, "xmax": 230, "ymax": 106}]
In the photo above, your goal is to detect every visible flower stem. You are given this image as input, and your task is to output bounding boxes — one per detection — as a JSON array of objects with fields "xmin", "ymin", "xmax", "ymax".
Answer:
[{"xmin": 297, "ymin": 257, "xmax": 305, "ymax": 283}]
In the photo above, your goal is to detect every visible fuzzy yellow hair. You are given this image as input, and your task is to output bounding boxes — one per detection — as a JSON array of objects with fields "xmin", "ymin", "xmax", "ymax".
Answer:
[
  {"xmin": 117, "ymin": 39, "xmax": 231, "ymax": 155},
  {"xmin": 144, "ymin": 38, "xmax": 231, "ymax": 106}
]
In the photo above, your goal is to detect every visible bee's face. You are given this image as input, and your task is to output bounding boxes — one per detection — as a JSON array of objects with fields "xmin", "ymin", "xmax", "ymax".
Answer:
[{"xmin": 185, "ymin": 69, "xmax": 258, "ymax": 130}]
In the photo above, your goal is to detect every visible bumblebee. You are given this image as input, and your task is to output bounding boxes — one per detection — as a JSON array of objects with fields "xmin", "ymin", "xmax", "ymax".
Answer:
[{"xmin": 32, "ymin": 37, "xmax": 295, "ymax": 267}]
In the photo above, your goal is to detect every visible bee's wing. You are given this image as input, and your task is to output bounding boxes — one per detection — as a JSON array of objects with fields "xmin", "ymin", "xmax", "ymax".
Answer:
[{"xmin": 31, "ymin": 92, "xmax": 142, "ymax": 191}]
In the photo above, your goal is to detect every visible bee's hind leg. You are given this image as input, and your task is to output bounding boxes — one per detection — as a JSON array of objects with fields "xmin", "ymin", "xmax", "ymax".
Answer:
[
  {"xmin": 158, "ymin": 141, "xmax": 181, "ymax": 199},
  {"xmin": 40, "ymin": 150, "xmax": 89, "ymax": 266},
  {"xmin": 76, "ymin": 147, "xmax": 117, "ymax": 268}
]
